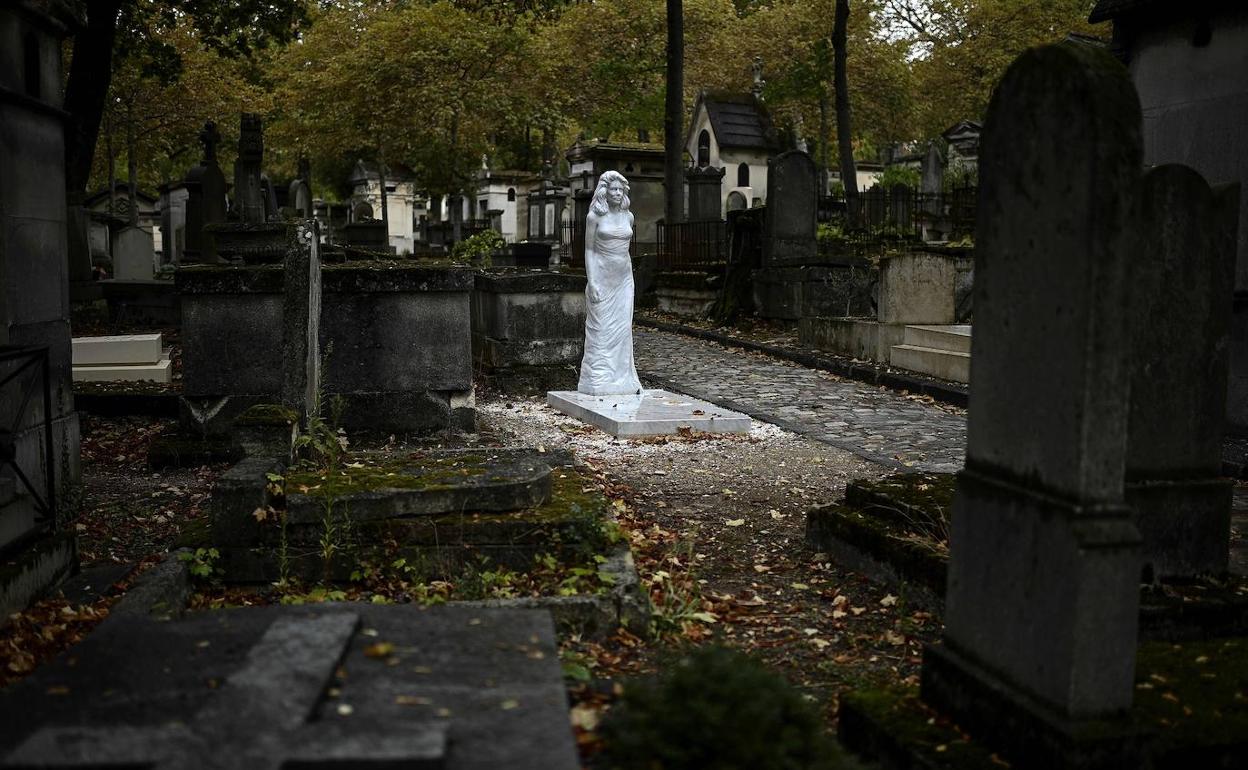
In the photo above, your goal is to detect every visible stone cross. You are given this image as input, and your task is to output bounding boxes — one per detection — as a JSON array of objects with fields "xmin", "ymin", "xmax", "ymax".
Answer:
[
  {"xmin": 199, "ymin": 121, "xmax": 221, "ymax": 164},
  {"xmin": 921, "ymin": 41, "xmax": 1145, "ymax": 762},
  {"xmin": 233, "ymin": 113, "xmax": 266, "ymax": 225},
  {"xmin": 4, "ymin": 613, "xmax": 446, "ymax": 768},
  {"xmin": 1125, "ymin": 167, "xmax": 1240, "ymax": 579}
]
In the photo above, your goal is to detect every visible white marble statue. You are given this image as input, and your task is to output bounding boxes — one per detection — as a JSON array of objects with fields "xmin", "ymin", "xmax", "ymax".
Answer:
[{"xmin": 578, "ymin": 171, "xmax": 643, "ymax": 396}]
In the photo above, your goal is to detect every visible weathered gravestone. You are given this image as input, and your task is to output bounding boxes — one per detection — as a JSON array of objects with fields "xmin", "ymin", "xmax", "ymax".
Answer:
[
  {"xmin": 182, "ymin": 121, "xmax": 227, "ymax": 264},
  {"xmin": 111, "ymin": 225, "xmax": 155, "ymax": 280},
  {"xmin": 685, "ymin": 165, "xmax": 725, "ymax": 222},
  {"xmin": 234, "ymin": 113, "xmax": 266, "ymax": 224},
  {"xmin": 288, "ymin": 157, "xmax": 313, "ymax": 219},
  {"xmin": 1126, "ymin": 166, "xmax": 1239, "ymax": 580},
  {"xmin": 762, "ymin": 150, "xmax": 817, "ymax": 264},
  {"xmin": 204, "ymin": 114, "xmax": 286, "ymax": 263},
  {"xmin": 158, "ymin": 183, "xmax": 189, "ymax": 266},
  {"xmin": 920, "ymin": 42, "xmax": 1146, "ymax": 765},
  {"xmin": 0, "ymin": 604, "xmax": 580, "ymax": 769}
]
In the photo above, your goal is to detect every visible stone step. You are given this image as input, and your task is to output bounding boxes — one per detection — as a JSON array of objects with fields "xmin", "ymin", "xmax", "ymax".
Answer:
[
  {"xmin": 889, "ymin": 344, "xmax": 971, "ymax": 384},
  {"xmin": 71, "ymin": 333, "xmax": 164, "ymax": 365},
  {"xmin": 72, "ymin": 354, "xmax": 172, "ymax": 384},
  {"xmin": 902, "ymin": 324, "xmax": 972, "ymax": 354}
]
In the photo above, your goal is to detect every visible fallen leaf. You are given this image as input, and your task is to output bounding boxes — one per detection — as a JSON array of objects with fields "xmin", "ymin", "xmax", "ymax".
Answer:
[
  {"xmin": 364, "ymin": 642, "xmax": 396, "ymax": 658},
  {"xmin": 725, "ymin": 519, "xmax": 745, "ymax": 527},
  {"xmin": 880, "ymin": 594, "xmax": 898, "ymax": 607}
]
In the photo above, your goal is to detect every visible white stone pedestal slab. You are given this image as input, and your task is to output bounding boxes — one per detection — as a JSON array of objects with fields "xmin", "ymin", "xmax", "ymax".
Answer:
[{"xmin": 547, "ymin": 389, "xmax": 751, "ymax": 437}]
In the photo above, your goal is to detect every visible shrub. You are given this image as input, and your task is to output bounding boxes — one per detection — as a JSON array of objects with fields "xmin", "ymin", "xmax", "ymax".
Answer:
[
  {"xmin": 451, "ymin": 229, "xmax": 506, "ymax": 265},
  {"xmin": 600, "ymin": 645, "xmax": 839, "ymax": 770}
]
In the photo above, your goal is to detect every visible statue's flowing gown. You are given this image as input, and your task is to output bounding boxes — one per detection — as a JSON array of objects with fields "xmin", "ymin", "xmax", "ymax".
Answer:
[{"xmin": 578, "ymin": 213, "xmax": 642, "ymax": 395}]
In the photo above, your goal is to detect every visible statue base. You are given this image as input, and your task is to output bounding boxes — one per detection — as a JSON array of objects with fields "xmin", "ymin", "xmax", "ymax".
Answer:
[{"xmin": 546, "ymin": 388, "xmax": 751, "ymax": 437}]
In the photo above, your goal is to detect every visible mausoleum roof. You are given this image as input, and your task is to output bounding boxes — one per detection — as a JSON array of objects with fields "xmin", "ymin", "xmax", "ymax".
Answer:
[
  {"xmin": 1089, "ymin": 0, "xmax": 1229, "ymax": 22},
  {"xmin": 688, "ymin": 91, "xmax": 781, "ymax": 153}
]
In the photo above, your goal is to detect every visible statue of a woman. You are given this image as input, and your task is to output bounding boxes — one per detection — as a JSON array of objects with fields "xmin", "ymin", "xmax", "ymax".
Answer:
[{"xmin": 578, "ymin": 171, "xmax": 643, "ymax": 395}]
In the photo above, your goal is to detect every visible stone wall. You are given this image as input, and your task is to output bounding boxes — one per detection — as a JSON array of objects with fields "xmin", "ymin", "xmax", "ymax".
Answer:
[
  {"xmin": 471, "ymin": 270, "xmax": 586, "ymax": 394},
  {"xmin": 178, "ymin": 261, "xmax": 475, "ymax": 434}
]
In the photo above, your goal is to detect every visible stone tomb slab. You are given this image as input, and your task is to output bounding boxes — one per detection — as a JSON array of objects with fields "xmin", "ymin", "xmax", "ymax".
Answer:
[
  {"xmin": 547, "ymin": 388, "xmax": 751, "ymax": 437},
  {"xmin": 284, "ymin": 449, "xmax": 554, "ymax": 525},
  {"xmin": 0, "ymin": 603, "xmax": 579, "ymax": 770}
]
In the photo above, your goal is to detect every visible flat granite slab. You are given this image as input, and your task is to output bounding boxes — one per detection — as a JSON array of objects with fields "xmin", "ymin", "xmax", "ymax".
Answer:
[
  {"xmin": 547, "ymin": 388, "xmax": 751, "ymax": 437},
  {"xmin": 0, "ymin": 604, "xmax": 578, "ymax": 770}
]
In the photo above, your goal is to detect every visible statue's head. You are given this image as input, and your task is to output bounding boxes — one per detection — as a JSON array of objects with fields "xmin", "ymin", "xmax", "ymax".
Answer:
[{"xmin": 591, "ymin": 171, "xmax": 631, "ymax": 216}]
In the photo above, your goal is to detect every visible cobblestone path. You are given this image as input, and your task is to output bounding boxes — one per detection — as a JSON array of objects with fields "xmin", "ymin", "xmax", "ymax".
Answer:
[{"xmin": 634, "ymin": 328, "xmax": 968, "ymax": 473}]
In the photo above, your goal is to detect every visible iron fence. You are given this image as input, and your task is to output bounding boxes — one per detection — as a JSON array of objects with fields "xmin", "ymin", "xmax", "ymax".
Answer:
[
  {"xmin": 819, "ymin": 184, "xmax": 977, "ymax": 240},
  {"xmin": 657, "ymin": 219, "xmax": 728, "ymax": 271},
  {"xmin": 0, "ymin": 345, "xmax": 56, "ymax": 554}
]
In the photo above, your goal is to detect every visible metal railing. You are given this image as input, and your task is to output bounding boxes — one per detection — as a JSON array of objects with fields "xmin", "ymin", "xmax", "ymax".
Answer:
[
  {"xmin": 0, "ymin": 346, "xmax": 56, "ymax": 545},
  {"xmin": 819, "ymin": 184, "xmax": 977, "ymax": 240},
  {"xmin": 657, "ymin": 219, "xmax": 728, "ymax": 271}
]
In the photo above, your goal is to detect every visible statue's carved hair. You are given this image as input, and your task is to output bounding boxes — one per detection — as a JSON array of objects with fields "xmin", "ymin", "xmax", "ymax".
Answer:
[{"xmin": 590, "ymin": 171, "xmax": 631, "ymax": 216}]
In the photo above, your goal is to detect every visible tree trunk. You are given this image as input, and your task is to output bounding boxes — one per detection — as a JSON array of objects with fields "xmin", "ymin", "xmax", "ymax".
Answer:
[
  {"xmin": 64, "ymin": 0, "xmax": 124, "ymax": 198},
  {"xmin": 664, "ymin": 0, "xmax": 684, "ymax": 224},
  {"xmin": 378, "ymin": 155, "xmax": 390, "ymax": 249},
  {"xmin": 126, "ymin": 104, "xmax": 138, "ymax": 226},
  {"xmin": 819, "ymin": 88, "xmax": 830, "ymax": 195},
  {"xmin": 833, "ymin": 0, "xmax": 859, "ymax": 226},
  {"xmin": 106, "ymin": 114, "xmax": 115, "ymax": 217}
]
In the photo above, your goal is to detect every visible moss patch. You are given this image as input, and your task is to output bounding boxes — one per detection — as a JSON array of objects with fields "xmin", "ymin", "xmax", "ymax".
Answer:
[
  {"xmin": 284, "ymin": 453, "xmax": 490, "ymax": 498},
  {"xmin": 839, "ymin": 686, "xmax": 1003, "ymax": 769},
  {"xmin": 840, "ymin": 638, "xmax": 1248, "ymax": 768},
  {"xmin": 1134, "ymin": 637, "xmax": 1248, "ymax": 758},
  {"xmin": 236, "ymin": 403, "xmax": 298, "ymax": 427}
]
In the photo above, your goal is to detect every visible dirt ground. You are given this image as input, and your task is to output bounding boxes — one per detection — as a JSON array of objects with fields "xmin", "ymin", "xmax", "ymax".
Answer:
[{"xmin": 3, "ymin": 388, "xmax": 943, "ymax": 759}]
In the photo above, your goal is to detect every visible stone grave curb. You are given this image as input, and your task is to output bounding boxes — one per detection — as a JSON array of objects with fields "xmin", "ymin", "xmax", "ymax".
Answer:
[
  {"xmin": 635, "ymin": 316, "xmax": 970, "ymax": 408},
  {"xmin": 107, "ymin": 544, "xmax": 646, "ymax": 642},
  {"xmin": 806, "ymin": 503, "xmax": 946, "ymax": 613},
  {"xmin": 450, "ymin": 543, "xmax": 650, "ymax": 641},
  {"xmin": 108, "ymin": 551, "xmax": 192, "ymax": 621}
]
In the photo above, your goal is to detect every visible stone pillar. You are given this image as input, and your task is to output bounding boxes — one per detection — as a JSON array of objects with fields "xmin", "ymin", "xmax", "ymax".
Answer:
[
  {"xmin": 1125, "ymin": 166, "xmax": 1239, "ymax": 579},
  {"xmin": 234, "ymin": 113, "xmax": 266, "ymax": 224},
  {"xmin": 685, "ymin": 166, "xmax": 725, "ymax": 222},
  {"xmin": 281, "ymin": 221, "xmax": 321, "ymax": 425},
  {"xmin": 0, "ymin": 0, "xmax": 84, "ymax": 617},
  {"xmin": 920, "ymin": 42, "xmax": 1145, "ymax": 765}
]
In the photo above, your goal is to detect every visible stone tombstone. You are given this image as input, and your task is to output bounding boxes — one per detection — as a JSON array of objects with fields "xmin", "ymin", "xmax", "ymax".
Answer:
[
  {"xmin": 726, "ymin": 190, "xmax": 748, "ymax": 212},
  {"xmin": 183, "ymin": 121, "xmax": 227, "ymax": 263},
  {"xmin": 877, "ymin": 251, "xmax": 955, "ymax": 325},
  {"xmin": 159, "ymin": 184, "xmax": 189, "ymax": 265},
  {"xmin": 1126, "ymin": 166, "xmax": 1239, "ymax": 580},
  {"xmin": 888, "ymin": 183, "xmax": 912, "ymax": 235},
  {"xmin": 685, "ymin": 165, "xmax": 725, "ymax": 222},
  {"xmin": 921, "ymin": 142, "xmax": 944, "ymax": 196},
  {"xmin": 234, "ymin": 113, "xmax": 266, "ymax": 224},
  {"xmin": 281, "ymin": 221, "xmax": 321, "ymax": 425},
  {"xmin": 763, "ymin": 150, "xmax": 817, "ymax": 264},
  {"xmin": 921, "ymin": 41, "xmax": 1145, "ymax": 761},
  {"xmin": 111, "ymin": 225, "xmax": 156, "ymax": 280},
  {"xmin": 289, "ymin": 158, "xmax": 313, "ymax": 219}
]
